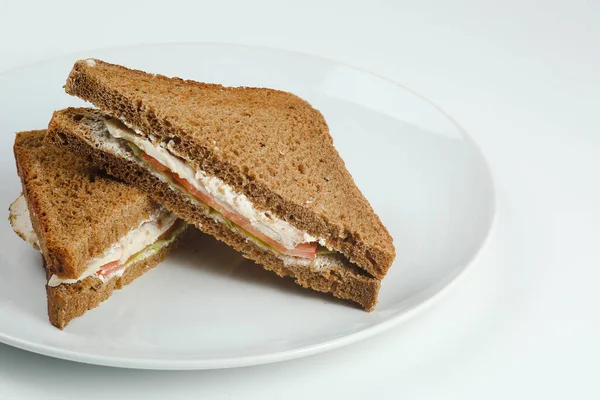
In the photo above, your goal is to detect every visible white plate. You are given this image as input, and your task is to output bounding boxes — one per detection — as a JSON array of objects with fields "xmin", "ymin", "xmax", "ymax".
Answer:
[{"xmin": 0, "ymin": 44, "xmax": 495, "ymax": 370}]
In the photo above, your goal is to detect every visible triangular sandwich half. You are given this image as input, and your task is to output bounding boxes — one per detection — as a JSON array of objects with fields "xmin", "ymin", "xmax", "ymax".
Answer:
[
  {"xmin": 10, "ymin": 130, "xmax": 187, "ymax": 329},
  {"xmin": 46, "ymin": 59, "xmax": 395, "ymax": 310}
]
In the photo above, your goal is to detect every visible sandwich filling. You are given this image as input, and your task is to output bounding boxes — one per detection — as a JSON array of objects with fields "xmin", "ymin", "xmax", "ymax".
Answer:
[
  {"xmin": 9, "ymin": 199, "xmax": 184, "ymax": 286},
  {"xmin": 105, "ymin": 119, "xmax": 331, "ymax": 261},
  {"xmin": 9, "ymin": 194, "xmax": 40, "ymax": 250},
  {"xmin": 46, "ymin": 210, "xmax": 184, "ymax": 287}
]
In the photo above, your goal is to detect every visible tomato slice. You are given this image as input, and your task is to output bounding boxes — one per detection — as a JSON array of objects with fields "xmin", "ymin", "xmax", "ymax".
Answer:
[
  {"xmin": 285, "ymin": 242, "xmax": 318, "ymax": 259},
  {"xmin": 97, "ymin": 260, "xmax": 124, "ymax": 278},
  {"xmin": 140, "ymin": 152, "xmax": 317, "ymax": 259},
  {"xmin": 141, "ymin": 152, "xmax": 170, "ymax": 172},
  {"xmin": 174, "ymin": 173, "xmax": 317, "ymax": 258},
  {"xmin": 172, "ymin": 174, "xmax": 216, "ymax": 209}
]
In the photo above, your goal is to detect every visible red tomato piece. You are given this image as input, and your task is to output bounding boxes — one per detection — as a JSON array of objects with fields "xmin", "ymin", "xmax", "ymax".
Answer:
[
  {"xmin": 97, "ymin": 260, "xmax": 124, "ymax": 278},
  {"xmin": 141, "ymin": 152, "xmax": 170, "ymax": 172},
  {"xmin": 140, "ymin": 152, "xmax": 317, "ymax": 259}
]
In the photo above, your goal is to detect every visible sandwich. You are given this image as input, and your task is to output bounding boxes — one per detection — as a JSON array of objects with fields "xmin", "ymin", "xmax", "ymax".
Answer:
[
  {"xmin": 10, "ymin": 130, "xmax": 187, "ymax": 329},
  {"xmin": 46, "ymin": 59, "xmax": 396, "ymax": 311}
]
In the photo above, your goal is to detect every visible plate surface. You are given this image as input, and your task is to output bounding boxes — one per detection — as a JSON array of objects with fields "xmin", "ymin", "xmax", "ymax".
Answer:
[{"xmin": 0, "ymin": 43, "xmax": 495, "ymax": 369}]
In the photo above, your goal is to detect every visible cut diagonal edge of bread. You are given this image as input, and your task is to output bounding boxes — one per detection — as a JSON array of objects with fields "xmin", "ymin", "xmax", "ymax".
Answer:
[
  {"xmin": 47, "ymin": 108, "xmax": 381, "ymax": 311},
  {"xmin": 63, "ymin": 59, "xmax": 395, "ymax": 279}
]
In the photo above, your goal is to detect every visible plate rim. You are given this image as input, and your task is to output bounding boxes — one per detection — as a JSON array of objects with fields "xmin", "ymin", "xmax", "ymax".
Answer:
[{"xmin": 0, "ymin": 41, "xmax": 497, "ymax": 370}]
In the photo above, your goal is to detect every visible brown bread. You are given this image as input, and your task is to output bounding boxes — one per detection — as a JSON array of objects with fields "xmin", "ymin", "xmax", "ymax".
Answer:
[
  {"xmin": 47, "ymin": 109, "xmax": 381, "ymax": 310},
  {"xmin": 63, "ymin": 59, "xmax": 395, "ymax": 279},
  {"xmin": 13, "ymin": 130, "xmax": 185, "ymax": 328},
  {"xmin": 46, "ymin": 234, "xmax": 183, "ymax": 329},
  {"xmin": 14, "ymin": 129, "xmax": 158, "ymax": 279}
]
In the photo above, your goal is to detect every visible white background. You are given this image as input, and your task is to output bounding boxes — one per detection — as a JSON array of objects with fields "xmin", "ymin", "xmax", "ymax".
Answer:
[{"xmin": 1, "ymin": 0, "xmax": 598, "ymax": 398}]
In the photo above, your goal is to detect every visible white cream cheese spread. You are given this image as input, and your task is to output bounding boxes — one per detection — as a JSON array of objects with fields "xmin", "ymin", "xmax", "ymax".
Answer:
[{"xmin": 47, "ymin": 211, "xmax": 178, "ymax": 287}]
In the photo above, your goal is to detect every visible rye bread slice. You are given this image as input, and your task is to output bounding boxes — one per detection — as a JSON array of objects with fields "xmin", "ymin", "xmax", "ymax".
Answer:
[
  {"xmin": 63, "ymin": 59, "xmax": 395, "ymax": 279},
  {"xmin": 13, "ymin": 130, "xmax": 186, "ymax": 328},
  {"xmin": 47, "ymin": 108, "xmax": 381, "ymax": 311},
  {"xmin": 46, "ymin": 232, "xmax": 184, "ymax": 329},
  {"xmin": 14, "ymin": 130, "xmax": 159, "ymax": 280}
]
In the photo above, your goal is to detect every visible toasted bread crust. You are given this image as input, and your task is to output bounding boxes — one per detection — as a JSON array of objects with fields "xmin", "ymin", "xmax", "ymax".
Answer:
[
  {"xmin": 47, "ymin": 110, "xmax": 381, "ymax": 311},
  {"xmin": 13, "ymin": 130, "xmax": 158, "ymax": 279},
  {"xmin": 47, "ymin": 232, "xmax": 184, "ymax": 329},
  {"xmin": 64, "ymin": 60, "xmax": 395, "ymax": 278}
]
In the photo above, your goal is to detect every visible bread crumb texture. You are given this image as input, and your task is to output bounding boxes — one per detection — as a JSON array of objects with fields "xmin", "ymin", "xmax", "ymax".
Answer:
[
  {"xmin": 47, "ymin": 109, "xmax": 381, "ymax": 310},
  {"xmin": 13, "ymin": 130, "xmax": 158, "ymax": 279},
  {"xmin": 63, "ymin": 59, "xmax": 395, "ymax": 278}
]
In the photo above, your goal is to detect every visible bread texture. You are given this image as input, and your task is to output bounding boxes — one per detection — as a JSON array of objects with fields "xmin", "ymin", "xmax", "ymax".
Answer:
[
  {"xmin": 47, "ymin": 108, "xmax": 381, "ymax": 311},
  {"xmin": 47, "ymin": 232, "xmax": 183, "ymax": 329},
  {"xmin": 63, "ymin": 59, "xmax": 395, "ymax": 279},
  {"xmin": 13, "ymin": 129, "xmax": 158, "ymax": 279},
  {"xmin": 13, "ymin": 130, "xmax": 185, "ymax": 329}
]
